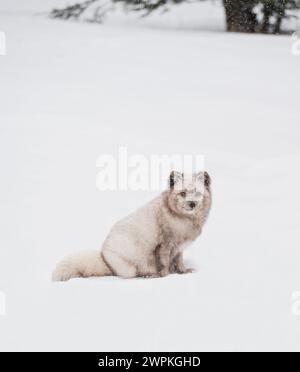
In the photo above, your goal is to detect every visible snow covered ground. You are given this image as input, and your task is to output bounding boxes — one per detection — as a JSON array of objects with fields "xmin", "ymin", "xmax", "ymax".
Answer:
[{"xmin": 0, "ymin": 0, "xmax": 300, "ymax": 352}]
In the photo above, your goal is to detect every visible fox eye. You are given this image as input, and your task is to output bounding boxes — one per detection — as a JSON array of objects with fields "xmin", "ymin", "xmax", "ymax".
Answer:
[{"xmin": 179, "ymin": 191, "xmax": 186, "ymax": 198}]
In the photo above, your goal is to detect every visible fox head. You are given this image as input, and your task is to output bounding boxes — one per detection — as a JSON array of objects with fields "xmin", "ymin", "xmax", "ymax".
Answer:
[{"xmin": 166, "ymin": 171, "xmax": 211, "ymax": 217}]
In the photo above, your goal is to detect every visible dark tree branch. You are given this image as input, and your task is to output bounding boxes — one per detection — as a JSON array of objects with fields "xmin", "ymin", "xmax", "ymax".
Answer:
[{"xmin": 50, "ymin": 0, "xmax": 101, "ymax": 21}]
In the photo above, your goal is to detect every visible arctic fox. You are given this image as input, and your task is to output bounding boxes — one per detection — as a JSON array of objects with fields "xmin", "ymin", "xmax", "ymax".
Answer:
[{"xmin": 52, "ymin": 171, "xmax": 212, "ymax": 281}]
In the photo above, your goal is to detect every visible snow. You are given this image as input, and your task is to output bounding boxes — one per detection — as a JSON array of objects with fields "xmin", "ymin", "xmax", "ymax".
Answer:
[{"xmin": 0, "ymin": 0, "xmax": 300, "ymax": 352}]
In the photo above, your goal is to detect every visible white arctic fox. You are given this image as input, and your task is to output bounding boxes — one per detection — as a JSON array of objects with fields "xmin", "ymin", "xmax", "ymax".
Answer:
[{"xmin": 52, "ymin": 171, "xmax": 212, "ymax": 281}]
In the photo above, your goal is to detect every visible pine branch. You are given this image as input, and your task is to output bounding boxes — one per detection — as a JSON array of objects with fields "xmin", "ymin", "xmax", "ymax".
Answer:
[{"xmin": 50, "ymin": 0, "xmax": 101, "ymax": 20}]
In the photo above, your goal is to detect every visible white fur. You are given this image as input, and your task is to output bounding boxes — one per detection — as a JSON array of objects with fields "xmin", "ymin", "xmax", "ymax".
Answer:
[
  {"xmin": 53, "ymin": 172, "xmax": 212, "ymax": 281},
  {"xmin": 52, "ymin": 250, "xmax": 111, "ymax": 281}
]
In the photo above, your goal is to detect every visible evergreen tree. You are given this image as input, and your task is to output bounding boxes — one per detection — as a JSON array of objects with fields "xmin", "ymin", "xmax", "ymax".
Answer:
[{"xmin": 50, "ymin": 0, "xmax": 300, "ymax": 34}]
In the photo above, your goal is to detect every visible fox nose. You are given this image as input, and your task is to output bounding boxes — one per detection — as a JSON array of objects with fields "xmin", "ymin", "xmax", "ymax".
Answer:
[{"xmin": 189, "ymin": 202, "xmax": 196, "ymax": 209}]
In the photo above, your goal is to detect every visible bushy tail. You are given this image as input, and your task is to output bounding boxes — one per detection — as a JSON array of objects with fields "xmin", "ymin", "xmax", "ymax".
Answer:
[{"xmin": 52, "ymin": 250, "xmax": 112, "ymax": 282}]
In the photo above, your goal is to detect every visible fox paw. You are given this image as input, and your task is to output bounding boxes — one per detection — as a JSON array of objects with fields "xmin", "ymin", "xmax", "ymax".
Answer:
[
  {"xmin": 177, "ymin": 267, "xmax": 194, "ymax": 275},
  {"xmin": 159, "ymin": 268, "xmax": 169, "ymax": 277}
]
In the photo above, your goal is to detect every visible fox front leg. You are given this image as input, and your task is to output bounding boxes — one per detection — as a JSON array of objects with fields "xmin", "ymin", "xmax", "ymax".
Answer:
[
  {"xmin": 155, "ymin": 244, "xmax": 171, "ymax": 277},
  {"xmin": 171, "ymin": 252, "xmax": 193, "ymax": 274}
]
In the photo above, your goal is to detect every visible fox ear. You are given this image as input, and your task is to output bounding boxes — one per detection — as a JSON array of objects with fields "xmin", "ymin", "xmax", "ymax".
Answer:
[
  {"xmin": 204, "ymin": 171, "xmax": 211, "ymax": 189},
  {"xmin": 195, "ymin": 171, "xmax": 211, "ymax": 190},
  {"xmin": 169, "ymin": 171, "xmax": 184, "ymax": 189}
]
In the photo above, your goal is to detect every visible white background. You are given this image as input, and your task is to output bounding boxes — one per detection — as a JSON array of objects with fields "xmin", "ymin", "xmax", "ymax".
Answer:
[{"xmin": 0, "ymin": 0, "xmax": 300, "ymax": 351}]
